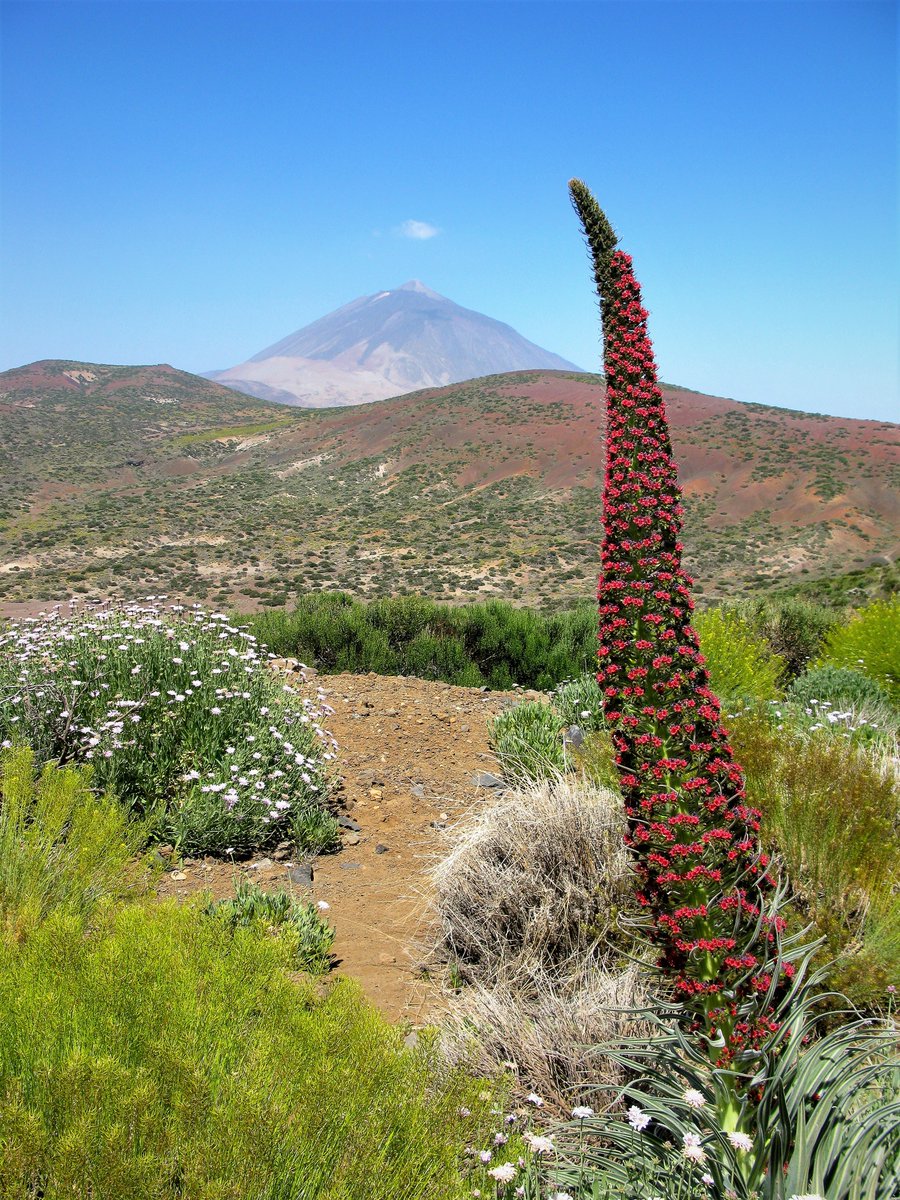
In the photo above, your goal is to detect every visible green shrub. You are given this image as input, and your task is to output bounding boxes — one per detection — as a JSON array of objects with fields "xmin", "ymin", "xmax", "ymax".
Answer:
[
  {"xmin": 818, "ymin": 596, "xmax": 900, "ymax": 702},
  {"xmin": 0, "ymin": 603, "xmax": 338, "ymax": 857},
  {"xmin": 787, "ymin": 666, "xmax": 897, "ymax": 738},
  {"xmin": 241, "ymin": 592, "xmax": 600, "ymax": 690},
  {"xmin": 729, "ymin": 710, "xmax": 900, "ymax": 1009},
  {"xmin": 204, "ymin": 878, "xmax": 335, "ymax": 974},
  {"xmin": 0, "ymin": 902, "xmax": 499, "ymax": 1199},
  {"xmin": 737, "ymin": 594, "xmax": 838, "ymax": 679},
  {"xmin": 692, "ymin": 606, "xmax": 786, "ymax": 703},
  {"xmin": 402, "ymin": 632, "xmax": 481, "ymax": 687},
  {"xmin": 0, "ymin": 749, "xmax": 147, "ymax": 940},
  {"xmin": 489, "ymin": 701, "xmax": 566, "ymax": 782}
]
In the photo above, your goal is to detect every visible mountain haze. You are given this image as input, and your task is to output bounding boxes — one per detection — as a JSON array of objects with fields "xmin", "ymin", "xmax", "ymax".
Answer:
[{"xmin": 205, "ymin": 281, "xmax": 582, "ymax": 406}]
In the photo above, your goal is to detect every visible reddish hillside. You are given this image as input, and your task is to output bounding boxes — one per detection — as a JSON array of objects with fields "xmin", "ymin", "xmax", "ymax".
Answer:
[{"xmin": 0, "ymin": 364, "xmax": 896, "ymax": 610}]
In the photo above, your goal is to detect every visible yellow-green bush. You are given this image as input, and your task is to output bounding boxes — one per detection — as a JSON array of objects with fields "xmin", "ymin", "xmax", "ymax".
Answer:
[
  {"xmin": 818, "ymin": 596, "xmax": 900, "ymax": 703},
  {"xmin": 0, "ymin": 754, "xmax": 501, "ymax": 1199},
  {"xmin": 0, "ymin": 749, "xmax": 147, "ymax": 941},
  {"xmin": 0, "ymin": 904, "xmax": 496, "ymax": 1199},
  {"xmin": 692, "ymin": 606, "xmax": 785, "ymax": 704}
]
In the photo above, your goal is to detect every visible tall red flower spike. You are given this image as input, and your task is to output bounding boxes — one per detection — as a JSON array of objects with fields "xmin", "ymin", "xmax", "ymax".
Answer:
[{"xmin": 569, "ymin": 180, "xmax": 786, "ymax": 1059}]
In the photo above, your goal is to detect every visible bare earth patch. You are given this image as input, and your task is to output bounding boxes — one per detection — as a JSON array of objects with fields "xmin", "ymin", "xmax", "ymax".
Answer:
[{"xmin": 154, "ymin": 671, "xmax": 536, "ymax": 1024}]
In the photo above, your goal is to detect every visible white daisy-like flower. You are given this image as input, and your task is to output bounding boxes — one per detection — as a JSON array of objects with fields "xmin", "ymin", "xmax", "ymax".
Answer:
[
  {"xmin": 526, "ymin": 1092, "xmax": 544, "ymax": 1107},
  {"xmin": 684, "ymin": 1088, "xmax": 706, "ymax": 1109},
  {"xmin": 522, "ymin": 1132, "xmax": 554, "ymax": 1154},
  {"xmin": 626, "ymin": 1105, "xmax": 651, "ymax": 1132},
  {"xmin": 487, "ymin": 1163, "xmax": 517, "ymax": 1184},
  {"xmin": 682, "ymin": 1132, "xmax": 706, "ymax": 1163},
  {"xmin": 728, "ymin": 1131, "xmax": 753, "ymax": 1152},
  {"xmin": 571, "ymin": 1105, "xmax": 594, "ymax": 1120}
]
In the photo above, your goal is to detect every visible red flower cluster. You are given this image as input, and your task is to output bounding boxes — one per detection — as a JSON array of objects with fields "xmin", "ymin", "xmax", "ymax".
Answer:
[{"xmin": 570, "ymin": 182, "xmax": 783, "ymax": 1052}]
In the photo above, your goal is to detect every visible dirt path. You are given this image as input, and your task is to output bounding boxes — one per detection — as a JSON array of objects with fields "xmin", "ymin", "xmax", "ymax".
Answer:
[{"xmin": 156, "ymin": 671, "xmax": 539, "ymax": 1024}]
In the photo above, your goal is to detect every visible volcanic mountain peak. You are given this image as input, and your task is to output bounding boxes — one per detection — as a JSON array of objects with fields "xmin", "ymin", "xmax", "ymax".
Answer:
[
  {"xmin": 396, "ymin": 279, "xmax": 441, "ymax": 297},
  {"xmin": 207, "ymin": 283, "xmax": 583, "ymax": 407}
]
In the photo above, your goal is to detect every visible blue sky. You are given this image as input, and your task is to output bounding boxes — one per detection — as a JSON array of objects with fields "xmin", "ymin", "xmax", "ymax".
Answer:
[{"xmin": 1, "ymin": 0, "xmax": 897, "ymax": 420}]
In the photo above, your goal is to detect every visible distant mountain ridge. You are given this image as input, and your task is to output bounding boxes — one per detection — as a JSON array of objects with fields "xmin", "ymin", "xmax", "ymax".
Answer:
[
  {"xmin": 204, "ymin": 281, "xmax": 582, "ymax": 407},
  {"xmin": 1, "ymin": 360, "xmax": 897, "ymax": 613}
]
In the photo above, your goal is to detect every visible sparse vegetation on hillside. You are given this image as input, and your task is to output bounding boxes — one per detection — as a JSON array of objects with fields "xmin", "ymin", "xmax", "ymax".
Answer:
[{"xmin": 1, "ymin": 360, "xmax": 896, "ymax": 611}]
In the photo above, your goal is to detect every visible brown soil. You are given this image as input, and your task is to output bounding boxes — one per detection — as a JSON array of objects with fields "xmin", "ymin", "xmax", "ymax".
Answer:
[{"xmin": 154, "ymin": 671, "xmax": 539, "ymax": 1025}]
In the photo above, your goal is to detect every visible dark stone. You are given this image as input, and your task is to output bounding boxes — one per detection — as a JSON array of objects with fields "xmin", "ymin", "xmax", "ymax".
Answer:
[
  {"xmin": 337, "ymin": 815, "xmax": 362, "ymax": 831},
  {"xmin": 374, "ymin": 844, "xmax": 389, "ymax": 855},
  {"xmin": 287, "ymin": 863, "xmax": 313, "ymax": 886},
  {"xmin": 474, "ymin": 772, "xmax": 505, "ymax": 788}
]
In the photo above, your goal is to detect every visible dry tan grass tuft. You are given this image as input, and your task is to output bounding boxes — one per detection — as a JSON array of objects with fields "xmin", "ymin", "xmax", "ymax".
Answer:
[
  {"xmin": 439, "ymin": 962, "xmax": 646, "ymax": 1112},
  {"xmin": 429, "ymin": 777, "xmax": 647, "ymax": 1110},
  {"xmin": 431, "ymin": 776, "xmax": 633, "ymax": 981}
]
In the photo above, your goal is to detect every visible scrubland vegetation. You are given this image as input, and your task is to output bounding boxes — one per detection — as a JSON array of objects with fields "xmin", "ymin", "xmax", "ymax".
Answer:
[
  {"xmin": 0, "ymin": 753, "xmax": 511, "ymax": 1200},
  {"xmin": 2, "ymin": 189, "xmax": 898, "ymax": 1197},
  {"xmin": 1, "ymin": 581, "xmax": 896, "ymax": 1196}
]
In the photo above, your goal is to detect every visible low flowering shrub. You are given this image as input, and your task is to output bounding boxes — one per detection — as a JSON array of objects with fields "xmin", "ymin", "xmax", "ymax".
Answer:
[
  {"xmin": 787, "ymin": 665, "xmax": 897, "ymax": 740},
  {"xmin": 569, "ymin": 181, "xmax": 786, "ymax": 1081},
  {"xmin": 0, "ymin": 599, "xmax": 339, "ymax": 856}
]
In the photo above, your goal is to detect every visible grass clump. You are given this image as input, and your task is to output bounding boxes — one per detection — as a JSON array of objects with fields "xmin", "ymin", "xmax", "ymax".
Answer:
[
  {"xmin": 730, "ymin": 710, "xmax": 900, "ymax": 1009},
  {"xmin": 0, "ymin": 601, "xmax": 339, "ymax": 856},
  {"xmin": 204, "ymin": 878, "xmax": 335, "ymax": 974},
  {"xmin": 430, "ymin": 776, "xmax": 644, "ymax": 1108},
  {"xmin": 432, "ymin": 776, "xmax": 631, "ymax": 977}
]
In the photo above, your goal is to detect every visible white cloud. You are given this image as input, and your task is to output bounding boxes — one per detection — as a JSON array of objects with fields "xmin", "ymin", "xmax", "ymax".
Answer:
[{"xmin": 395, "ymin": 219, "xmax": 439, "ymax": 240}]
